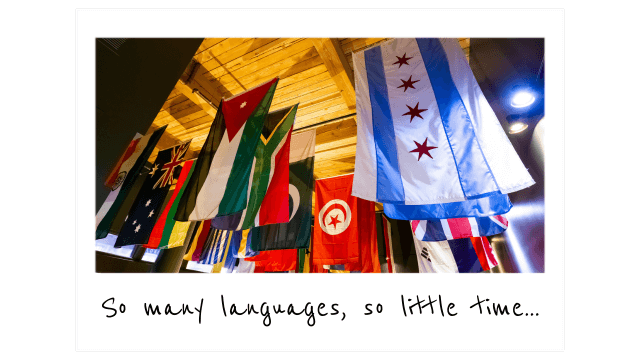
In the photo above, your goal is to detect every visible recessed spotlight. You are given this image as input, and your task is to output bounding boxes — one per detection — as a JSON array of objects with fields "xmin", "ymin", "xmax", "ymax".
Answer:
[
  {"xmin": 511, "ymin": 91, "xmax": 536, "ymax": 108},
  {"xmin": 509, "ymin": 122, "xmax": 529, "ymax": 134}
]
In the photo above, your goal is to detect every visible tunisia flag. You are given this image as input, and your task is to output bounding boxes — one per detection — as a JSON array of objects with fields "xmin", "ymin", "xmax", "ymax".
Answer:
[{"xmin": 313, "ymin": 174, "xmax": 377, "ymax": 267}]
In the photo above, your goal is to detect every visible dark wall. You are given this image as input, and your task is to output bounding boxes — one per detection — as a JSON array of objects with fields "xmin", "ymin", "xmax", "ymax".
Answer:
[
  {"xmin": 469, "ymin": 38, "xmax": 545, "ymax": 273},
  {"xmin": 96, "ymin": 38, "xmax": 203, "ymax": 211}
]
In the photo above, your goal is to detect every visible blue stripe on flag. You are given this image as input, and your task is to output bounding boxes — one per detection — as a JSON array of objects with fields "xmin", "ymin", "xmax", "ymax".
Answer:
[
  {"xmin": 448, "ymin": 238, "xmax": 484, "ymax": 273},
  {"xmin": 384, "ymin": 193, "xmax": 512, "ymax": 220},
  {"xmin": 423, "ymin": 220, "xmax": 447, "ymax": 241},
  {"xmin": 475, "ymin": 216, "xmax": 505, "ymax": 236},
  {"xmin": 364, "ymin": 47, "xmax": 405, "ymax": 203},
  {"xmin": 415, "ymin": 38, "xmax": 499, "ymax": 198}
]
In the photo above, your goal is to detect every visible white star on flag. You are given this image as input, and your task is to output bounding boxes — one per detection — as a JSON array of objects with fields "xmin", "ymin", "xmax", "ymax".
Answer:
[
  {"xmin": 148, "ymin": 209, "xmax": 154, "ymax": 218},
  {"xmin": 240, "ymin": 101, "xmax": 247, "ymax": 108},
  {"xmin": 145, "ymin": 199, "xmax": 151, "ymax": 207},
  {"xmin": 134, "ymin": 224, "xmax": 141, "ymax": 233},
  {"xmin": 132, "ymin": 219, "xmax": 137, "ymax": 225}
]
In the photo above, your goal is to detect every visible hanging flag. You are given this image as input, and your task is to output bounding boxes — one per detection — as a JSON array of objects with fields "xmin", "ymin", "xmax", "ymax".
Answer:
[
  {"xmin": 413, "ymin": 234, "xmax": 499, "ymax": 273},
  {"xmin": 211, "ymin": 104, "xmax": 298, "ymax": 230},
  {"xmin": 145, "ymin": 158, "xmax": 196, "ymax": 249},
  {"xmin": 174, "ymin": 78, "xmax": 279, "ymax": 222},
  {"xmin": 411, "ymin": 215, "xmax": 508, "ymax": 241},
  {"xmin": 313, "ymin": 174, "xmax": 374, "ymax": 266},
  {"xmin": 104, "ymin": 133, "xmax": 141, "ymax": 189},
  {"xmin": 229, "ymin": 229, "xmax": 259, "ymax": 258},
  {"xmin": 352, "ymin": 38, "xmax": 534, "ymax": 211},
  {"xmin": 183, "ymin": 221, "xmax": 203, "ymax": 261},
  {"xmin": 249, "ymin": 130, "xmax": 316, "ymax": 251},
  {"xmin": 114, "ymin": 142, "xmax": 190, "ymax": 247},
  {"xmin": 344, "ymin": 198, "xmax": 381, "ymax": 273},
  {"xmin": 96, "ymin": 125, "xmax": 166, "ymax": 239},
  {"xmin": 191, "ymin": 220, "xmax": 212, "ymax": 262},
  {"xmin": 383, "ymin": 194, "xmax": 512, "ymax": 220},
  {"xmin": 199, "ymin": 228, "xmax": 233, "ymax": 266},
  {"xmin": 379, "ymin": 214, "xmax": 419, "ymax": 273},
  {"xmin": 245, "ymin": 249, "xmax": 298, "ymax": 272}
]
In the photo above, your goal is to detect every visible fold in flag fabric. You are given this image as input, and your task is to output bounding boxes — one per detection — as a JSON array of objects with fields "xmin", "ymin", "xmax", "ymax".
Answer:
[
  {"xmin": 96, "ymin": 125, "xmax": 166, "ymax": 239},
  {"xmin": 245, "ymin": 249, "xmax": 297, "ymax": 272},
  {"xmin": 411, "ymin": 214, "xmax": 508, "ymax": 241},
  {"xmin": 191, "ymin": 220, "xmax": 212, "ymax": 262},
  {"xmin": 114, "ymin": 142, "xmax": 190, "ymax": 247},
  {"xmin": 249, "ymin": 130, "xmax": 316, "ymax": 251},
  {"xmin": 352, "ymin": 38, "xmax": 534, "ymax": 209},
  {"xmin": 104, "ymin": 133, "xmax": 141, "ymax": 189},
  {"xmin": 183, "ymin": 221, "xmax": 203, "ymax": 261},
  {"xmin": 198, "ymin": 228, "xmax": 233, "ymax": 266},
  {"xmin": 378, "ymin": 214, "xmax": 419, "ymax": 273},
  {"xmin": 174, "ymin": 78, "xmax": 279, "ymax": 222},
  {"xmin": 344, "ymin": 198, "xmax": 381, "ymax": 273},
  {"xmin": 145, "ymin": 158, "xmax": 196, "ymax": 249},
  {"xmin": 313, "ymin": 174, "xmax": 363, "ymax": 266},
  {"xmin": 211, "ymin": 104, "xmax": 298, "ymax": 230},
  {"xmin": 413, "ymin": 234, "xmax": 499, "ymax": 273},
  {"xmin": 224, "ymin": 258, "xmax": 256, "ymax": 273},
  {"xmin": 229, "ymin": 229, "xmax": 258, "ymax": 258},
  {"xmin": 384, "ymin": 193, "xmax": 512, "ymax": 220}
]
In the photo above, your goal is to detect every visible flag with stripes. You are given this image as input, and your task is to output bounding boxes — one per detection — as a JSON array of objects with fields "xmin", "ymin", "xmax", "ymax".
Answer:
[
  {"xmin": 145, "ymin": 157, "xmax": 195, "ymax": 249},
  {"xmin": 198, "ymin": 228, "xmax": 233, "ymax": 266},
  {"xmin": 174, "ymin": 78, "xmax": 279, "ymax": 222},
  {"xmin": 413, "ymin": 234, "xmax": 499, "ymax": 273},
  {"xmin": 248, "ymin": 130, "xmax": 316, "ymax": 251},
  {"xmin": 183, "ymin": 221, "xmax": 203, "ymax": 261},
  {"xmin": 96, "ymin": 126, "xmax": 166, "ymax": 239},
  {"xmin": 190, "ymin": 220, "xmax": 211, "ymax": 262},
  {"xmin": 114, "ymin": 144, "xmax": 188, "ymax": 248},
  {"xmin": 211, "ymin": 104, "xmax": 298, "ymax": 230},
  {"xmin": 229, "ymin": 229, "xmax": 259, "ymax": 258},
  {"xmin": 352, "ymin": 38, "xmax": 533, "ymax": 216},
  {"xmin": 411, "ymin": 215, "xmax": 508, "ymax": 241}
]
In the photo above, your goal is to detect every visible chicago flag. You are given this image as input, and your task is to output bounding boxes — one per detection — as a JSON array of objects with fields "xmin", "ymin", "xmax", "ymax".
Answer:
[{"xmin": 352, "ymin": 38, "xmax": 533, "ymax": 218}]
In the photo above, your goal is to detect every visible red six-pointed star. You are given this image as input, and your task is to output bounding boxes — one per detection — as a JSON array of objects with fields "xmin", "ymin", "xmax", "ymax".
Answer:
[
  {"xmin": 327, "ymin": 214, "xmax": 342, "ymax": 229},
  {"xmin": 397, "ymin": 75, "xmax": 420, "ymax": 92},
  {"xmin": 392, "ymin": 53, "xmax": 413, "ymax": 68},
  {"xmin": 402, "ymin": 102, "xmax": 428, "ymax": 122},
  {"xmin": 410, "ymin": 137, "xmax": 438, "ymax": 161}
]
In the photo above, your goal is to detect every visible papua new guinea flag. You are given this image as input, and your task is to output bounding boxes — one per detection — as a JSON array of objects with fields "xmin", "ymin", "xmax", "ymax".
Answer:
[
  {"xmin": 95, "ymin": 125, "xmax": 166, "ymax": 239},
  {"xmin": 248, "ymin": 130, "xmax": 316, "ymax": 250},
  {"xmin": 145, "ymin": 158, "xmax": 196, "ymax": 249},
  {"xmin": 412, "ymin": 234, "xmax": 499, "ymax": 273},
  {"xmin": 411, "ymin": 214, "xmax": 508, "ymax": 241},
  {"xmin": 211, "ymin": 104, "xmax": 298, "ymax": 230},
  {"xmin": 351, "ymin": 38, "xmax": 533, "ymax": 214},
  {"xmin": 174, "ymin": 78, "xmax": 279, "ymax": 221},
  {"xmin": 114, "ymin": 142, "xmax": 190, "ymax": 247}
]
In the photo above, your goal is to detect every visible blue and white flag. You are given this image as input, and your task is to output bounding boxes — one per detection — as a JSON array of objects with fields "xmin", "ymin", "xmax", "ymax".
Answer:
[
  {"xmin": 411, "ymin": 214, "xmax": 508, "ymax": 241},
  {"xmin": 352, "ymin": 38, "xmax": 534, "ymax": 210}
]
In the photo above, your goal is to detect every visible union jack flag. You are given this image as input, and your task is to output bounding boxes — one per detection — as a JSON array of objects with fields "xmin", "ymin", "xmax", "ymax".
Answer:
[{"xmin": 153, "ymin": 141, "xmax": 191, "ymax": 189}]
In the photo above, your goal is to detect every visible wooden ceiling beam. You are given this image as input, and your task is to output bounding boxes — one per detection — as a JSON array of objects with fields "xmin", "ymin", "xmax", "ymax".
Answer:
[
  {"xmin": 311, "ymin": 38, "xmax": 357, "ymax": 111},
  {"xmin": 174, "ymin": 60, "xmax": 221, "ymax": 120}
]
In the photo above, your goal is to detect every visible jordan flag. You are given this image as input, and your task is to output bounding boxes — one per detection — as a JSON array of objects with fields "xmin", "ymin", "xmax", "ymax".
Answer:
[
  {"xmin": 313, "ymin": 174, "xmax": 373, "ymax": 266},
  {"xmin": 211, "ymin": 104, "xmax": 298, "ymax": 230},
  {"xmin": 114, "ymin": 142, "xmax": 190, "ymax": 247},
  {"xmin": 174, "ymin": 78, "xmax": 279, "ymax": 221},
  {"xmin": 96, "ymin": 125, "xmax": 166, "ymax": 239}
]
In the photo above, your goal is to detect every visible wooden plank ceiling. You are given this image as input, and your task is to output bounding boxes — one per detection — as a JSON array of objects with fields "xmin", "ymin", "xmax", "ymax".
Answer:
[{"xmin": 147, "ymin": 38, "xmax": 471, "ymax": 183}]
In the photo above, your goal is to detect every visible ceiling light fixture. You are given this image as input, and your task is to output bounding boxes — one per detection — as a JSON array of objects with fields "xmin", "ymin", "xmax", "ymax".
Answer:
[{"xmin": 510, "ymin": 90, "xmax": 536, "ymax": 108}]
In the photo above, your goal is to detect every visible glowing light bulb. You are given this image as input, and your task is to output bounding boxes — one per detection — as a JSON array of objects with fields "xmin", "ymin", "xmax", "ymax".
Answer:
[
  {"xmin": 511, "ymin": 91, "xmax": 536, "ymax": 108},
  {"xmin": 509, "ymin": 122, "xmax": 529, "ymax": 134}
]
